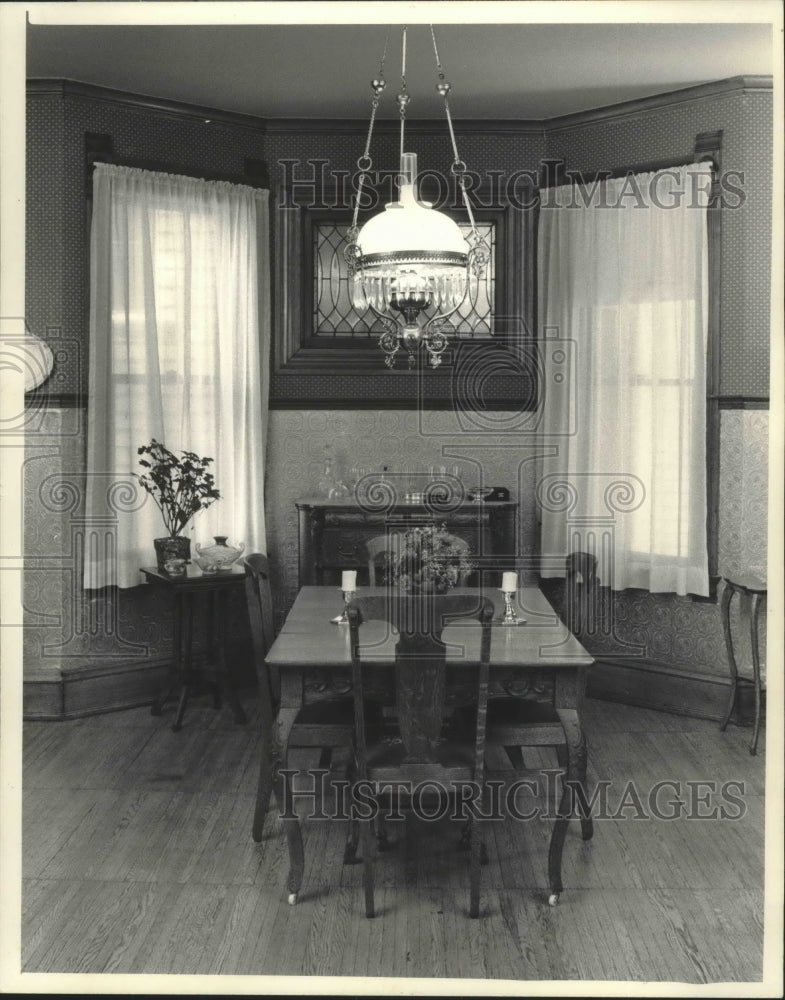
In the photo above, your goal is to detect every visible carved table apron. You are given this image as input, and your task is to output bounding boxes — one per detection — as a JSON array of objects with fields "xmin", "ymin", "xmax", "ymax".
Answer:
[{"xmin": 259, "ymin": 585, "xmax": 594, "ymax": 904}]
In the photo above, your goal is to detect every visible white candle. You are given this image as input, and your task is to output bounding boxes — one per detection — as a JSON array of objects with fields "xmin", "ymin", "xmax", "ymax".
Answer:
[
  {"xmin": 502, "ymin": 571, "xmax": 518, "ymax": 593},
  {"xmin": 342, "ymin": 570, "xmax": 357, "ymax": 591}
]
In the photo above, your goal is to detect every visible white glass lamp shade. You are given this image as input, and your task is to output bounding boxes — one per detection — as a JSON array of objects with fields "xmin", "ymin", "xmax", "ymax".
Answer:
[{"xmin": 352, "ymin": 152, "xmax": 469, "ymax": 316}]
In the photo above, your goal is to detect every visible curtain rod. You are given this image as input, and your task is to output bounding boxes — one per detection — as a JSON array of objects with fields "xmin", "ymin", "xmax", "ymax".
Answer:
[{"xmin": 539, "ymin": 155, "xmax": 716, "ymax": 189}]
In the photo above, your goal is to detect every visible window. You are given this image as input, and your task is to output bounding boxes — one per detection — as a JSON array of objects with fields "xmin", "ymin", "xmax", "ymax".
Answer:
[
  {"xmin": 272, "ymin": 179, "xmax": 536, "ymax": 410},
  {"xmin": 84, "ymin": 163, "xmax": 269, "ymax": 588},
  {"xmin": 538, "ymin": 163, "xmax": 713, "ymax": 597}
]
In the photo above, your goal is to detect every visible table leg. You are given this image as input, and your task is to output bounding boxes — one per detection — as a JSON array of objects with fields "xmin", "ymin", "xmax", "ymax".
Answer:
[
  {"xmin": 151, "ymin": 590, "xmax": 183, "ymax": 716},
  {"xmin": 214, "ymin": 589, "xmax": 247, "ymax": 724},
  {"xmin": 749, "ymin": 592, "xmax": 763, "ymax": 755},
  {"xmin": 548, "ymin": 704, "xmax": 589, "ymax": 906},
  {"xmin": 252, "ymin": 655, "xmax": 276, "ymax": 843},
  {"xmin": 207, "ymin": 591, "xmax": 222, "ymax": 710},
  {"xmin": 719, "ymin": 582, "xmax": 738, "ymax": 731},
  {"xmin": 172, "ymin": 592, "xmax": 193, "ymax": 732}
]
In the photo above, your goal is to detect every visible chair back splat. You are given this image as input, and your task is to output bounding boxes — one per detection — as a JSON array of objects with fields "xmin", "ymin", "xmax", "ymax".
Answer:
[
  {"xmin": 243, "ymin": 554, "xmax": 358, "ymax": 850},
  {"xmin": 347, "ymin": 593, "xmax": 493, "ymax": 917}
]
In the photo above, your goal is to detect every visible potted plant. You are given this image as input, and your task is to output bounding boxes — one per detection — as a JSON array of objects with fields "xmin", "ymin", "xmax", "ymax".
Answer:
[
  {"xmin": 384, "ymin": 523, "xmax": 474, "ymax": 594},
  {"xmin": 135, "ymin": 439, "xmax": 221, "ymax": 571}
]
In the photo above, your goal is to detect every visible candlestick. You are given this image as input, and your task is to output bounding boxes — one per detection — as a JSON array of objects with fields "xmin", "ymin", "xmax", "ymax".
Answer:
[
  {"xmin": 499, "ymin": 589, "xmax": 525, "ymax": 625},
  {"xmin": 331, "ymin": 587, "xmax": 356, "ymax": 624}
]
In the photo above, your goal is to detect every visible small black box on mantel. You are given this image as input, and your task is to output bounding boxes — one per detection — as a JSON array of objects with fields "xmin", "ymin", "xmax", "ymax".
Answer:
[{"xmin": 487, "ymin": 487, "xmax": 510, "ymax": 502}]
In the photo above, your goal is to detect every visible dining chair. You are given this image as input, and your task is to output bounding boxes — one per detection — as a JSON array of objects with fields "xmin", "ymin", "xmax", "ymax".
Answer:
[
  {"xmin": 244, "ymin": 554, "xmax": 358, "ymax": 843},
  {"xmin": 484, "ymin": 551, "xmax": 597, "ymax": 844},
  {"xmin": 365, "ymin": 531, "xmax": 472, "ymax": 586},
  {"xmin": 346, "ymin": 592, "xmax": 494, "ymax": 918}
]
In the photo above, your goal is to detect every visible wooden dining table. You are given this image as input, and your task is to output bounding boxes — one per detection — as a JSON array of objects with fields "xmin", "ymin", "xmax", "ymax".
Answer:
[{"xmin": 257, "ymin": 585, "xmax": 595, "ymax": 905}]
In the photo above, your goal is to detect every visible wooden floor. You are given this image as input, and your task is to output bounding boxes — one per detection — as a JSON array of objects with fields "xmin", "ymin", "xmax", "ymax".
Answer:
[{"xmin": 21, "ymin": 688, "xmax": 766, "ymax": 985}]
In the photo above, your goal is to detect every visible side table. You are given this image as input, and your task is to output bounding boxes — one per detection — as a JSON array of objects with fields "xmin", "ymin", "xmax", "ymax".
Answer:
[
  {"xmin": 719, "ymin": 574, "xmax": 767, "ymax": 755},
  {"xmin": 141, "ymin": 564, "xmax": 248, "ymax": 732}
]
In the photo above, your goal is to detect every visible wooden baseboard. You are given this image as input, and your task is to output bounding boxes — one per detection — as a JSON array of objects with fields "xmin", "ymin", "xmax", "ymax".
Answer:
[
  {"xmin": 24, "ymin": 649, "xmax": 758, "ymax": 726},
  {"xmin": 24, "ymin": 642, "xmax": 257, "ymax": 721},
  {"xmin": 24, "ymin": 658, "xmax": 170, "ymax": 720},
  {"xmin": 587, "ymin": 656, "xmax": 762, "ymax": 724}
]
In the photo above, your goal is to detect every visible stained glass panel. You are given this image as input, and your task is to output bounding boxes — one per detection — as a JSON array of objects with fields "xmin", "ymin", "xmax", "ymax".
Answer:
[{"xmin": 313, "ymin": 220, "xmax": 495, "ymax": 338}]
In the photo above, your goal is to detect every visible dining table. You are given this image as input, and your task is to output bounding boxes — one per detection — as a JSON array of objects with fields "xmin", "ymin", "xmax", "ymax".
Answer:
[{"xmin": 257, "ymin": 584, "xmax": 595, "ymax": 905}]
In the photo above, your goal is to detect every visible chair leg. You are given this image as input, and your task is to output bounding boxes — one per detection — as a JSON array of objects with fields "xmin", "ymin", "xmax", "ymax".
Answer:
[
  {"xmin": 504, "ymin": 745, "xmax": 525, "ymax": 769},
  {"xmin": 469, "ymin": 815, "xmax": 481, "ymax": 918},
  {"xmin": 171, "ymin": 684, "xmax": 189, "ymax": 732},
  {"xmin": 749, "ymin": 592, "xmax": 763, "ymax": 755},
  {"xmin": 252, "ymin": 742, "xmax": 274, "ymax": 843},
  {"xmin": 361, "ymin": 817, "xmax": 375, "ymax": 917},
  {"xmin": 375, "ymin": 813, "xmax": 391, "ymax": 852},
  {"xmin": 719, "ymin": 583, "xmax": 738, "ymax": 732},
  {"xmin": 557, "ymin": 742, "xmax": 593, "ymax": 841},
  {"xmin": 344, "ymin": 817, "xmax": 360, "ymax": 864}
]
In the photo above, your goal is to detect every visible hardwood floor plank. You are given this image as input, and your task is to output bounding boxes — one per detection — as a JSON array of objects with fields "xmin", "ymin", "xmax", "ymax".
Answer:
[
  {"xmin": 74, "ymin": 789, "xmax": 178, "ymax": 882},
  {"xmin": 697, "ymin": 887, "xmax": 763, "ymax": 982},
  {"xmin": 19, "ymin": 700, "xmax": 769, "ymax": 983},
  {"xmin": 229, "ymin": 882, "xmax": 286, "ymax": 974},
  {"xmin": 497, "ymin": 889, "xmax": 542, "ymax": 979},
  {"xmin": 70, "ymin": 880, "xmax": 169, "ymax": 974},
  {"xmin": 596, "ymin": 889, "xmax": 655, "ymax": 980},
  {"xmin": 23, "ymin": 788, "xmax": 103, "ymax": 879},
  {"xmin": 187, "ymin": 792, "xmax": 264, "ymax": 886},
  {"xmin": 21, "ymin": 878, "xmax": 82, "ymax": 969}
]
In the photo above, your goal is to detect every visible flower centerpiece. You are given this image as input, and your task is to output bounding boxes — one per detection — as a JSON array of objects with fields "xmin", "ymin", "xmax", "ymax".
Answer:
[
  {"xmin": 135, "ymin": 439, "xmax": 221, "ymax": 570},
  {"xmin": 384, "ymin": 523, "xmax": 474, "ymax": 594}
]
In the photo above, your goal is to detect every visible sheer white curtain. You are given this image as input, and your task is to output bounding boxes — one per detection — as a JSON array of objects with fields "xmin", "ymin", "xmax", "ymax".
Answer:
[
  {"xmin": 538, "ymin": 164, "xmax": 711, "ymax": 596},
  {"xmin": 85, "ymin": 164, "xmax": 269, "ymax": 589}
]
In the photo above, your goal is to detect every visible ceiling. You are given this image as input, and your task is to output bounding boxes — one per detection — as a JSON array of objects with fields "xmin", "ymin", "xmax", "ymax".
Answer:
[{"xmin": 25, "ymin": 17, "xmax": 775, "ymax": 120}]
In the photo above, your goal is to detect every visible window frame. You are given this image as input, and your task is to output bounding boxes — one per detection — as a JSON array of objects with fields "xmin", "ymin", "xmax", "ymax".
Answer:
[
  {"xmin": 541, "ymin": 131, "xmax": 723, "ymax": 597},
  {"xmin": 270, "ymin": 179, "xmax": 538, "ymax": 410}
]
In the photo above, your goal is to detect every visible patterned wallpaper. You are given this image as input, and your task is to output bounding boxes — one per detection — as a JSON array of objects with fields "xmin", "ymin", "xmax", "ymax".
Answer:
[
  {"xmin": 264, "ymin": 407, "xmax": 541, "ymax": 614},
  {"xmin": 718, "ymin": 409, "xmax": 769, "ymax": 579},
  {"xmin": 22, "ymin": 81, "xmax": 771, "ymax": 692}
]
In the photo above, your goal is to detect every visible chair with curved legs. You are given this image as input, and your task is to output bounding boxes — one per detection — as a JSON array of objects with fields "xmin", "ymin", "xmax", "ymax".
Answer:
[
  {"xmin": 346, "ymin": 592, "xmax": 494, "ymax": 918},
  {"xmin": 482, "ymin": 551, "xmax": 597, "ymax": 895},
  {"xmin": 244, "ymin": 554, "xmax": 358, "ymax": 843}
]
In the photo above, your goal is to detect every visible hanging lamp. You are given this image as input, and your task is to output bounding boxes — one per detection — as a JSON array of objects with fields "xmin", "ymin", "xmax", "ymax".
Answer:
[{"xmin": 345, "ymin": 26, "xmax": 489, "ymax": 369}]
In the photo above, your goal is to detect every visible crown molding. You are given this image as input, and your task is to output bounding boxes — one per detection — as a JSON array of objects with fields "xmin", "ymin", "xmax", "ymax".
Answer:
[
  {"xmin": 545, "ymin": 76, "xmax": 773, "ymax": 132},
  {"xmin": 262, "ymin": 118, "xmax": 545, "ymax": 136},
  {"xmin": 26, "ymin": 79, "xmax": 268, "ymax": 133},
  {"xmin": 27, "ymin": 75, "xmax": 773, "ymax": 136}
]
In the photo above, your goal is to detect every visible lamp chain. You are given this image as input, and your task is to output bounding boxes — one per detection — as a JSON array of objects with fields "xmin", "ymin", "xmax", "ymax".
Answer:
[
  {"xmin": 430, "ymin": 25, "xmax": 479, "ymax": 242},
  {"xmin": 348, "ymin": 31, "xmax": 389, "ymax": 241},
  {"xmin": 398, "ymin": 25, "xmax": 410, "ymax": 160}
]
